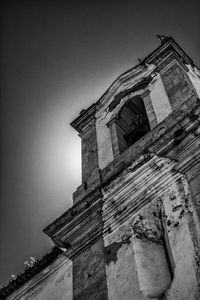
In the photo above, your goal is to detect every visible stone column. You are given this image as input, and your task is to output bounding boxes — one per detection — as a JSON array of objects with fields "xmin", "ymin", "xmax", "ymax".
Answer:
[
  {"xmin": 71, "ymin": 104, "xmax": 101, "ymax": 189},
  {"xmin": 160, "ymin": 59, "xmax": 197, "ymax": 109},
  {"xmin": 141, "ymin": 90, "xmax": 157, "ymax": 129},
  {"xmin": 44, "ymin": 193, "xmax": 109, "ymax": 300},
  {"xmin": 80, "ymin": 117, "xmax": 100, "ymax": 187}
]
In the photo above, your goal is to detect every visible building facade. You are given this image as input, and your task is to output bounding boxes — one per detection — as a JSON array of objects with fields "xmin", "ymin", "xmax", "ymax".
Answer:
[{"xmin": 1, "ymin": 36, "xmax": 200, "ymax": 300}]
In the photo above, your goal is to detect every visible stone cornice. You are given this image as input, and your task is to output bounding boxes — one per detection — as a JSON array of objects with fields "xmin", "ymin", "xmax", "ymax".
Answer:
[
  {"xmin": 70, "ymin": 103, "xmax": 97, "ymax": 133},
  {"xmin": 174, "ymin": 147, "xmax": 200, "ymax": 174},
  {"xmin": 46, "ymin": 196, "xmax": 104, "ymax": 260},
  {"xmin": 143, "ymin": 36, "xmax": 193, "ymax": 66},
  {"xmin": 156, "ymin": 52, "xmax": 189, "ymax": 72},
  {"xmin": 44, "ymin": 187, "xmax": 102, "ymax": 238},
  {"xmin": 102, "ymin": 155, "xmax": 182, "ymax": 234}
]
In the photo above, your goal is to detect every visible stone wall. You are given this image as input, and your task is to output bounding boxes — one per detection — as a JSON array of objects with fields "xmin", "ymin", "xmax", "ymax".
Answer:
[
  {"xmin": 160, "ymin": 59, "xmax": 197, "ymax": 109},
  {"xmin": 102, "ymin": 153, "xmax": 200, "ymax": 299},
  {"xmin": 43, "ymin": 37, "xmax": 200, "ymax": 300},
  {"xmin": 73, "ymin": 239, "xmax": 108, "ymax": 300}
]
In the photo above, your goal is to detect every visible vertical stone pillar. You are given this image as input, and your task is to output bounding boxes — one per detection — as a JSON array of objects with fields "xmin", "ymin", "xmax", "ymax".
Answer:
[
  {"xmin": 141, "ymin": 90, "xmax": 157, "ymax": 129},
  {"xmin": 73, "ymin": 238, "xmax": 108, "ymax": 300},
  {"xmin": 71, "ymin": 104, "xmax": 100, "ymax": 188},
  {"xmin": 107, "ymin": 118, "xmax": 128, "ymax": 158},
  {"xmin": 161, "ymin": 177, "xmax": 200, "ymax": 299},
  {"xmin": 160, "ymin": 59, "xmax": 197, "ymax": 109},
  {"xmin": 44, "ymin": 194, "xmax": 109, "ymax": 300},
  {"xmin": 69, "ymin": 198, "xmax": 109, "ymax": 300},
  {"xmin": 187, "ymin": 165, "xmax": 200, "ymax": 223},
  {"xmin": 80, "ymin": 117, "xmax": 100, "ymax": 186},
  {"xmin": 174, "ymin": 148, "xmax": 200, "ymax": 225}
]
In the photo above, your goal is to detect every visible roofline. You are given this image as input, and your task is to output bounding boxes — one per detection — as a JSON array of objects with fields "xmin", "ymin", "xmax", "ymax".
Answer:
[
  {"xmin": 70, "ymin": 36, "xmax": 196, "ymax": 133},
  {"xmin": 0, "ymin": 247, "xmax": 63, "ymax": 299},
  {"xmin": 143, "ymin": 36, "xmax": 193, "ymax": 65}
]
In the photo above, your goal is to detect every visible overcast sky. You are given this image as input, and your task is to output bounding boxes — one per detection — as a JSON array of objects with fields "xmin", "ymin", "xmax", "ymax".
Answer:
[{"xmin": 0, "ymin": 0, "xmax": 200, "ymax": 286}]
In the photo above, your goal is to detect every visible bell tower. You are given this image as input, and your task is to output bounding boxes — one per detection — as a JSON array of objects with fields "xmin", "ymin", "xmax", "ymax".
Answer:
[{"xmin": 44, "ymin": 37, "xmax": 200, "ymax": 300}]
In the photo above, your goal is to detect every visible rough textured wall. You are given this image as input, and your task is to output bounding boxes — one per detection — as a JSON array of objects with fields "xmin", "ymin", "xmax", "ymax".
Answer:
[
  {"xmin": 95, "ymin": 101, "xmax": 115, "ymax": 170},
  {"xmin": 101, "ymin": 153, "xmax": 200, "ymax": 300},
  {"xmin": 131, "ymin": 202, "xmax": 171, "ymax": 299},
  {"xmin": 73, "ymin": 238, "xmax": 108, "ymax": 300},
  {"xmin": 81, "ymin": 119, "xmax": 100, "ymax": 185},
  {"xmin": 162, "ymin": 178, "xmax": 200, "ymax": 300},
  {"xmin": 103, "ymin": 198, "xmax": 171, "ymax": 299},
  {"xmin": 149, "ymin": 73, "xmax": 172, "ymax": 123},
  {"xmin": 104, "ymin": 224, "xmax": 145, "ymax": 300},
  {"xmin": 7, "ymin": 256, "xmax": 72, "ymax": 300},
  {"xmin": 187, "ymin": 65, "xmax": 200, "ymax": 98},
  {"xmin": 160, "ymin": 59, "xmax": 197, "ymax": 109},
  {"xmin": 142, "ymin": 91, "xmax": 157, "ymax": 129},
  {"xmin": 186, "ymin": 161, "xmax": 200, "ymax": 223}
]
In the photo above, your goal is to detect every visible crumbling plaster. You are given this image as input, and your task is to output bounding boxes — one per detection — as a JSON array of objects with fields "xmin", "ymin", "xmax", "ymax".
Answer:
[
  {"xmin": 161, "ymin": 178, "xmax": 200, "ymax": 300},
  {"xmin": 103, "ymin": 219, "xmax": 145, "ymax": 300},
  {"xmin": 102, "ymin": 154, "xmax": 200, "ymax": 299},
  {"xmin": 131, "ymin": 202, "xmax": 171, "ymax": 299}
]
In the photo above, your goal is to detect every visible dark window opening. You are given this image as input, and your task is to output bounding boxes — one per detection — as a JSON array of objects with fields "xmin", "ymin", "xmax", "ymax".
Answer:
[
  {"xmin": 108, "ymin": 96, "xmax": 150, "ymax": 157},
  {"xmin": 124, "ymin": 121, "xmax": 150, "ymax": 147}
]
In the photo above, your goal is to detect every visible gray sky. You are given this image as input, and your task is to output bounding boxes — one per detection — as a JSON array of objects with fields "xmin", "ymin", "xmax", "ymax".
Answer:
[{"xmin": 0, "ymin": 0, "xmax": 200, "ymax": 286}]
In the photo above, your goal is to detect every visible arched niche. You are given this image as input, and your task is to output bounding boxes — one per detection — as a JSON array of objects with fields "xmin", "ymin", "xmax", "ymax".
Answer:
[{"xmin": 107, "ymin": 96, "xmax": 150, "ymax": 157}]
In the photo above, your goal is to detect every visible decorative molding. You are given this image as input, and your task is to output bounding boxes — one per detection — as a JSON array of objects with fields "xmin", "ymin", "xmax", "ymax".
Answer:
[
  {"xmin": 70, "ymin": 103, "xmax": 97, "ymax": 133},
  {"xmin": 102, "ymin": 155, "xmax": 181, "ymax": 234},
  {"xmin": 143, "ymin": 37, "xmax": 193, "ymax": 66}
]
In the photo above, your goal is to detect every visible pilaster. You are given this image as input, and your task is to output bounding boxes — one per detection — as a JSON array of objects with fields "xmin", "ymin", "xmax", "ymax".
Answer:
[{"xmin": 44, "ymin": 189, "xmax": 109, "ymax": 300}]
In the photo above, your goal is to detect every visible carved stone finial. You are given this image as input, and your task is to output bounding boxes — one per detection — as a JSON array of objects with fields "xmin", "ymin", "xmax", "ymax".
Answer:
[{"xmin": 156, "ymin": 34, "xmax": 169, "ymax": 43}]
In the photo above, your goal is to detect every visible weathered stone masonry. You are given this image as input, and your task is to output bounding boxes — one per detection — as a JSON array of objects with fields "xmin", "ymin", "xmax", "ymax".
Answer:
[{"xmin": 1, "ymin": 36, "xmax": 200, "ymax": 300}]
